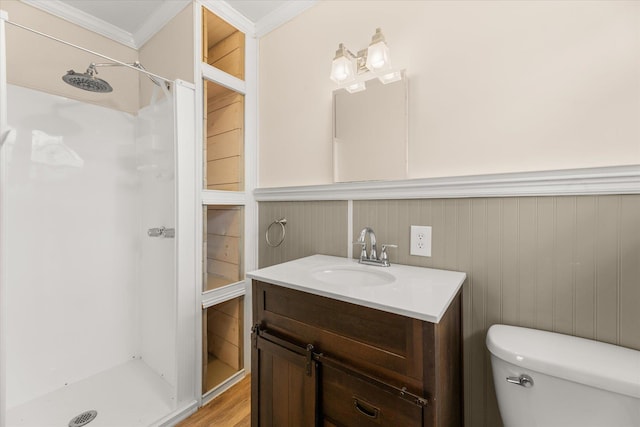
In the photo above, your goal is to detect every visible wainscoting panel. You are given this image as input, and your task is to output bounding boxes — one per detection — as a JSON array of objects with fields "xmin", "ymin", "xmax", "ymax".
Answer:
[
  {"xmin": 258, "ymin": 194, "xmax": 640, "ymax": 427},
  {"xmin": 258, "ymin": 201, "xmax": 348, "ymax": 268},
  {"xmin": 352, "ymin": 195, "xmax": 640, "ymax": 427}
]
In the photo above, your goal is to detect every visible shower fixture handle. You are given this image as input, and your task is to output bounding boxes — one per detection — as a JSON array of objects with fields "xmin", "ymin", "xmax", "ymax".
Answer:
[
  {"xmin": 147, "ymin": 226, "xmax": 175, "ymax": 238},
  {"xmin": 148, "ymin": 227, "xmax": 163, "ymax": 237}
]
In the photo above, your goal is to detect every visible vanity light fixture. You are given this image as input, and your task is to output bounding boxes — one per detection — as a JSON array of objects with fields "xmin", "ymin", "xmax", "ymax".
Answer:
[
  {"xmin": 329, "ymin": 43, "xmax": 355, "ymax": 85},
  {"xmin": 365, "ymin": 28, "xmax": 390, "ymax": 72},
  {"xmin": 330, "ymin": 28, "xmax": 402, "ymax": 93}
]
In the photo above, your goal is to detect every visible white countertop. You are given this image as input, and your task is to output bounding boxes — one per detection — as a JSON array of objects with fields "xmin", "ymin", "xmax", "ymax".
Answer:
[{"xmin": 247, "ymin": 254, "xmax": 466, "ymax": 323}]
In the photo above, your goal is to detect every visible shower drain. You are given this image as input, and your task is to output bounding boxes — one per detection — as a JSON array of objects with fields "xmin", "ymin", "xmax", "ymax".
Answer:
[{"xmin": 68, "ymin": 410, "xmax": 98, "ymax": 427}]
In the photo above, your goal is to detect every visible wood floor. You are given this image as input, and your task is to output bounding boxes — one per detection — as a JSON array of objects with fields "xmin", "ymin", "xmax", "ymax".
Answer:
[{"xmin": 177, "ymin": 375, "xmax": 250, "ymax": 427}]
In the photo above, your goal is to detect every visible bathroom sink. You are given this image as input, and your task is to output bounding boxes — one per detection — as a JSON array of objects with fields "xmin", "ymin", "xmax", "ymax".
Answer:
[
  {"xmin": 312, "ymin": 265, "xmax": 395, "ymax": 286},
  {"xmin": 248, "ymin": 254, "xmax": 467, "ymax": 322}
]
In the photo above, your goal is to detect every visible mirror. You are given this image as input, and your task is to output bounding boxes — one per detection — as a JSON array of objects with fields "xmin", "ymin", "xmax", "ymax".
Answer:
[{"xmin": 333, "ymin": 71, "xmax": 408, "ymax": 182}]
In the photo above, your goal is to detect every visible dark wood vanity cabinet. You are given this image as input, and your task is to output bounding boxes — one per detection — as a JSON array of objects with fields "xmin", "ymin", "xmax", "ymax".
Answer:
[{"xmin": 251, "ymin": 280, "xmax": 462, "ymax": 427}]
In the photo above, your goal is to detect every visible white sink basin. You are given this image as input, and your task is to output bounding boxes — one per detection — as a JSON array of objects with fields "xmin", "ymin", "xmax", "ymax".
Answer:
[
  {"xmin": 247, "ymin": 255, "xmax": 467, "ymax": 323},
  {"xmin": 312, "ymin": 265, "xmax": 395, "ymax": 286}
]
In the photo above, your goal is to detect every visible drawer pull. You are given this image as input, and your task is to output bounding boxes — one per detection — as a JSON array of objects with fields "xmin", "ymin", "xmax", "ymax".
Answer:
[{"xmin": 353, "ymin": 398, "xmax": 379, "ymax": 419}]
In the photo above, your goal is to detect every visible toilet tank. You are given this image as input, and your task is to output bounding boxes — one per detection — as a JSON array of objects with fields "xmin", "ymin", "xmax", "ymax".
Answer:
[{"xmin": 486, "ymin": 325, "xmax": 640, "ymax": 427}]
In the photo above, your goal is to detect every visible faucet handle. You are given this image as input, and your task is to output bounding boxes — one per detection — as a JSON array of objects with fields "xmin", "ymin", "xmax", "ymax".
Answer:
[
  {"xmin": 380, "ymin": 244, "xmax": 397, "ymax": 262},
  {"xmin": 352, "ymin": 241, "xmax": 367, "ymax": 259}
]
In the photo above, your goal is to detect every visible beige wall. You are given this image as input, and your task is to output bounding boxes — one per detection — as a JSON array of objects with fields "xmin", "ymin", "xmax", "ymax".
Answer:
[
  {"xmin": 139, "ymin": 2, "xmax": 194, "ymax": 107},
  {"xmin": 3, "ymin": 0, "xmax": 139, "ymax": 113},
  {"xmin": 259, "ymin": 194, "xmax": 640, "ymax": 427},
  {"xmin": 258, "ymin": 1, "xmax": 640, "ymax": 187}
]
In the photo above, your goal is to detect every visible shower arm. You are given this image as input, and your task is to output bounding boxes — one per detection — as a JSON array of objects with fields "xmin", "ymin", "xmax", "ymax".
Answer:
[
  {"xmin": 90, "ymin": 62, "xmax": 169, "ymax": 89},
  {"xmin": 5, "ymin": 19, "xmax": 171, "ymax": 87},
  {"xmin": 92, "ymin": 61, "xmax": 143, "ymax": 69}
]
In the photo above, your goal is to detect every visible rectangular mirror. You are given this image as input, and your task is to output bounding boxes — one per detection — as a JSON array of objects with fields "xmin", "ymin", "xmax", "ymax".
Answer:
[{"xmin": 333, "ymin": 72, "xmax": 408, "ymax": 182}]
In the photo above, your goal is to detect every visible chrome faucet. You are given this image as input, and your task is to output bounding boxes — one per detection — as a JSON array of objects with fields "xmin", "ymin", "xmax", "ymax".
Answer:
[
  {"xmin": 358, "ymin": 227, "xmax": 378, "ymax": 260},
  {"xmin": 353, "ymin": 227, "xmax": 397, "ymax": 267}
]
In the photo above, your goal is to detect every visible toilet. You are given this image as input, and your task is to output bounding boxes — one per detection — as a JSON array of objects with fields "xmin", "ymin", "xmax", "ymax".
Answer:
[{"xmin": 487, "ymin": 324, "xmax": 640, "ymax": 427}]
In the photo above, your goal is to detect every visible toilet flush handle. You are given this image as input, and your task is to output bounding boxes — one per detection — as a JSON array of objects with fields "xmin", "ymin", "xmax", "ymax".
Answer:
[{"xmin": 506, "ymin": 374, "xmax": 534, "ymax": 388}]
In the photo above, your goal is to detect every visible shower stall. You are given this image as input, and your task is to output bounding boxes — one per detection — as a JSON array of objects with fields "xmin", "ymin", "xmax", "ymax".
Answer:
[{"xmin": 0, "ymin": 10, "xmax": 198, "ymax": 427}]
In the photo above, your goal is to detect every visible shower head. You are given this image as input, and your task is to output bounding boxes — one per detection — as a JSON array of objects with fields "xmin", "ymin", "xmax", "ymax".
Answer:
[
  {"xmin": 62, "ymin": 61, "xmax": 169, "ymax": 93},
  {"xmin": 62, "ymin": 64, "xmax": 113, "ymax": 93}
]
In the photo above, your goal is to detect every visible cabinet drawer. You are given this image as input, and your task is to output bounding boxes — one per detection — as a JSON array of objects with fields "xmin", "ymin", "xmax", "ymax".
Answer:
[
  {"xmin": 322, "ymin": 363, "xmax": 423, "ymax": 427},
  {"xmin": 253, "ymin": 281, "xmax": 427, "ymax": 391}
]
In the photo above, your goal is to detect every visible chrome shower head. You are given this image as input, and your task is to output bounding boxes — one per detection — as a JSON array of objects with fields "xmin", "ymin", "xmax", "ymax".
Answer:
[{"xmin": 62, "ymin": 64, "xmax": 113, "ymax": 93}]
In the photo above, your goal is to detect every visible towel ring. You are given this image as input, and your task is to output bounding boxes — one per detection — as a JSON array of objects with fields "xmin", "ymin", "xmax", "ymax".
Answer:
[{"xmin": 266, "ymin": 218, "xmax": 287, "ymax": 247}]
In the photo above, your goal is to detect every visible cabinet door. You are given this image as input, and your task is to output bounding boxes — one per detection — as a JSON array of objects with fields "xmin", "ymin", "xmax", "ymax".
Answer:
[{"xmin": 252, "ymin": 335, "xmax": 318, "ymax": 427}]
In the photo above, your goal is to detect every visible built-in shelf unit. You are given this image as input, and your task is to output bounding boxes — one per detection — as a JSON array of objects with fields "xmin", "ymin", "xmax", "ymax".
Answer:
[{"xmin": 198, "ymin": 3, "xmax": 255, "ymax": 404}]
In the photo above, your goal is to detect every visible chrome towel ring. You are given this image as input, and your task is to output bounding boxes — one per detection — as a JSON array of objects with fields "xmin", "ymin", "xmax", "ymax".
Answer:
[{"xmin": 266, "ymin": 218, "xmax": 287, "ymax": 247}]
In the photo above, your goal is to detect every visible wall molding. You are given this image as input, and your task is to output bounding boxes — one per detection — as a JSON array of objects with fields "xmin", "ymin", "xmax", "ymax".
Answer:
[
  {"xmin": 23, "ymin": 0, "xmax": 136, "ymax": 48},
  {"xmin": 202, "ymin": 62, "xmax": 246, "ymax": 94},
  {"xmin": 22, "ymin": 0, "xmax": 315, "ymax": 50},
  {"xmin": 254, "ymin": 0, "xmax": 318, "ymax": 38},
  {"xmin": 22, "ymin": 0, "xmax": 190, "ymax": 49},
  {"xmin": 201, "ymin": 0, "xmax": 255, "ymax": 36},
  {"xmin": 201, "ymin": 282, "xmax": 246, "ymax": 309},
  {"xmin": 201, "ymin": 189, "xmax": 249, "ymax": 206},
  {"xmin": 133, "ymin": 0, "xmax": 191, "ymax": 48},
  {"xmin": 254, "ymin": 165, "xmax": 640, "ymax": 201}
]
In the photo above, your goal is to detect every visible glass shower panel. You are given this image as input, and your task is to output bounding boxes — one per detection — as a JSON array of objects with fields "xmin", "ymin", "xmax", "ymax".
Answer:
[
  {"xmin": 202, "ymin": 296, "xmax": 244, "ymax": 394},
  {"xmin": 204, "ymin": 205, "xmax": 244, "ymax": 292}
]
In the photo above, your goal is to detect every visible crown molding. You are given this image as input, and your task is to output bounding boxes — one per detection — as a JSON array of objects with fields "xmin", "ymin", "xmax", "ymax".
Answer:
[
  {"xmin": 201, "ymin": 0, "xmax": 255, "ymax": 36},
  {"xmin": 253, "ymin": 166, "xmax": 640, "ymax": 201},
  {"xmin": 23, "ymin": 0, "xmax": 316, "ymax": 48},
  {"xmin": 21, "ymin": 0, "xmax": 189, "ymax": 49},
  {"xmin": 254, "ymin": 0, "xmax": 317, "ymax": 38},
  {"xmin": 134, "ymin": 0, "xmax": 190, "ymax": 48},
  {"xmin": 22, "ymin": 0, "xmax": 137, "ymax": 48}
]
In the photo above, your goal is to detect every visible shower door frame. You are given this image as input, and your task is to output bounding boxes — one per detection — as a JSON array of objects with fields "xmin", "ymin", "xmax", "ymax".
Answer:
[{"xmin": 172, "ymin": 78, "xmax": 200, "ymax": 419}]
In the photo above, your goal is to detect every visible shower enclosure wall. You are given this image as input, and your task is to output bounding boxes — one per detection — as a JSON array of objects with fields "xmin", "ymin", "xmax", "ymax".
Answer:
[{"xmin": 0, "ymin": 10, "xmax": 198, "ymax": 427}]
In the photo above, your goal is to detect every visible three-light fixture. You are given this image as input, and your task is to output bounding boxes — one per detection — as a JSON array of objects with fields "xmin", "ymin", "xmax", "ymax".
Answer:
[{"xmin": 329, "ymin": 28, "xmax": 402, "ymax": 93}]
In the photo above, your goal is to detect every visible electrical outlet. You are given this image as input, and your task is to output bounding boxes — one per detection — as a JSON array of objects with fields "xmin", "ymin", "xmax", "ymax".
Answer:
[{"xmin": 410, "ymin": 225, "xmax": 432, "ymax": 257}]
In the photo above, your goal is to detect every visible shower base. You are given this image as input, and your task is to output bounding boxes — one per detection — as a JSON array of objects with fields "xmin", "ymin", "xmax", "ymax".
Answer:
[{"xmin": 7, "ymin": 359, "xmax": 175, "ymax": 427}]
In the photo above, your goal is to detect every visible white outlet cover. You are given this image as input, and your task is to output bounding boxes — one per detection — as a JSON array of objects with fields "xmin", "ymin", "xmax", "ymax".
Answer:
[{"xmin": 410, "ymin": 225, "xmax": 432, "ymax": 257}]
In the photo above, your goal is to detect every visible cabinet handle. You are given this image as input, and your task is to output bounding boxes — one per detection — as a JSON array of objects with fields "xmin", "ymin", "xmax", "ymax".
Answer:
[
  {"xmin": 353, "ymin": 398, "xmax": 379, "ymax": 419},
  {"xmin": 305, "ymin": 344, "xmax": 314, "ymax": 376}
]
